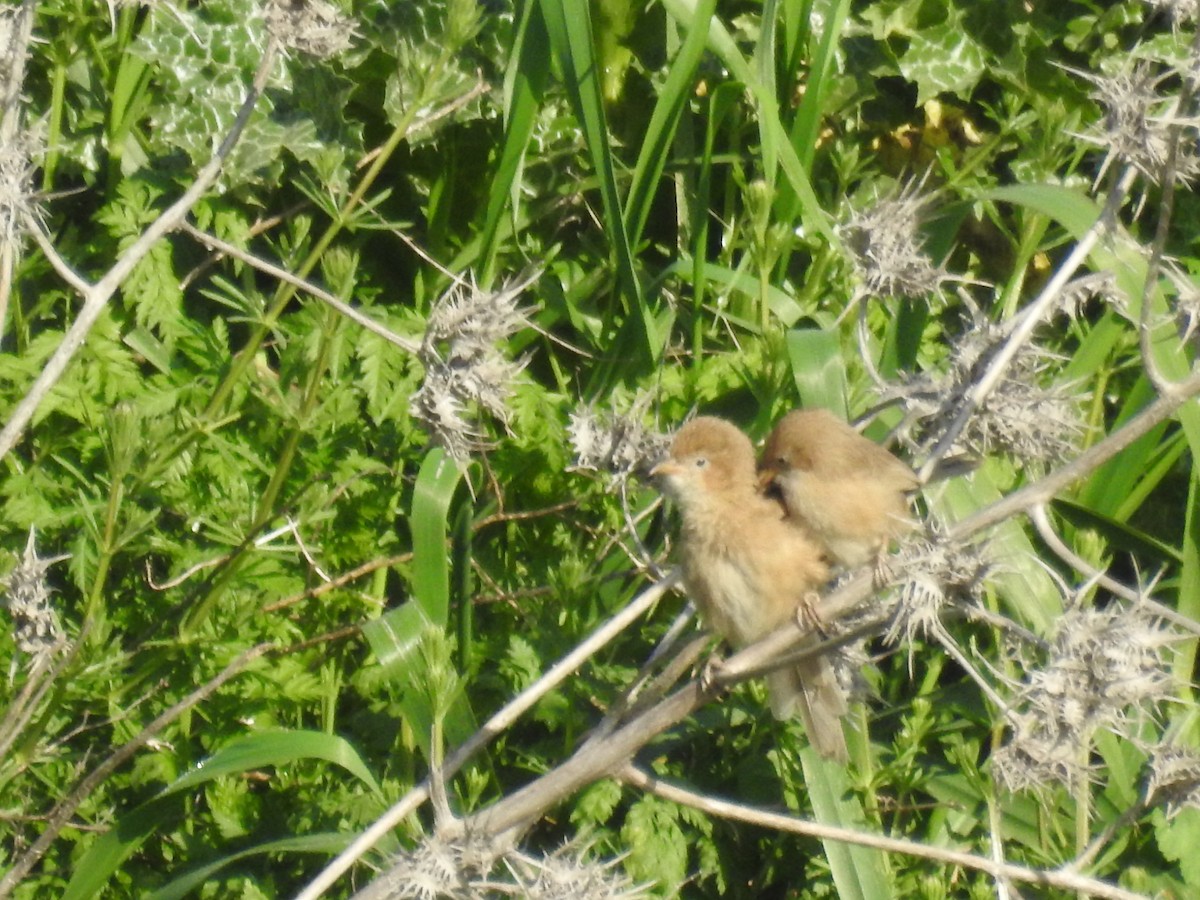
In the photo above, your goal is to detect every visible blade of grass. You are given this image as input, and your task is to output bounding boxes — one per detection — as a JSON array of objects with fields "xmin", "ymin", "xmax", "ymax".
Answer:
[
  {"xmin": 410, "ymin": 447, "xmax": 464, "ymax": 626},
  {"xmin": 147, "ymin": 835, "xmax": 356, "ymax": 900},
  {"xmin": 801, "ymin": 751, "xmax": 894, "ymax": 899},
  {"xmin": 539, "ymin": 0, "xmax": 655, "ymax": 364},
  {"xmin": 625, "ymin": 0, "xmax": 718, "ymax": 250},
  {"xmin": 785, "ymin": 327, "xmax": 848, "ymax": 415},
  {"xmin": 479, "ymin": 0, "xmax": 550, "ymax": 287},
  {"xmin": 63, "ymin": 731, "xmax": 383, "ymax": 900}
]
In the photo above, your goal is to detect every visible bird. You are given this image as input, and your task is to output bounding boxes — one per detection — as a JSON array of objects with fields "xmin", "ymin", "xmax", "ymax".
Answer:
[
  {"xmin": 758, "ymin": 408, "xmax": 921, "ymax": 574},
  {"xmin": 651, "ymin": 415, "xmax": 849, "ymax": 761}
]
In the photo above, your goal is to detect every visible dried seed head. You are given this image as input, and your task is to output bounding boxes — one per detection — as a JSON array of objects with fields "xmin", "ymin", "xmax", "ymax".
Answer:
[
  {"xmin": 885, "ymin": 534, "xmax": 992, "ymax": 645},
  {"xmin": 506, "ymin": 842, "xmax": 651, "ymax": 900},
  {"xmin": 0, "ymin": 132, "xmax": 37, "ymax": 255},
  {"xmin": 994, "ymin": 603, "xmax": 1179, "ymax": 793},
  {"xmin": 884, "ymin": 312, "xmax": 1085, "ymax": 466},
  {"xmin": 376, "ymin": 833, "xmax": 495, "ymax": 899},
  {"xmin": 373, "ymin": 835, "xmax": 649, "ymax": 899},
  {"xmin": 3, "ymin": 529, "xmax": 69, "ymax": 665},
  {"xmin": 1057, "ymin": 272, "xmax": 1122, "ymax": 322},
  {"xmin": 1076, "ymin": 61, "xmax": 1200, "ymax": 185},
  {"xmin": 1148, "ymin": 746, "xmax": 1200, "ymax": 818},
  {"xmin": 840, "ymin": 179, "xmax": 949, "ymax": 299},
  {"xmin": 263, "ymin": 0, "xmax": 357, "ymax": 59},
  {"xmin": 410, "ymin": 276, "xmax": 532, "ymax": 460},
  {"xmin": 567, "ymin": 393, "xmax": 669, "ymax": 488}
]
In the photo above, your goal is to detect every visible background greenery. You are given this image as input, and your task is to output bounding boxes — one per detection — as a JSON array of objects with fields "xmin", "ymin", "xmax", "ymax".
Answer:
[{"xmin": 1, "ymin": 0, "xmax": 1199, "ymax": 896}]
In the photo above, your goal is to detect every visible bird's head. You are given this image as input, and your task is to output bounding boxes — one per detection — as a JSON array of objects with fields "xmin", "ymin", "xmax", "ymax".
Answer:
[
  {"xmin": 650, "ymin": 416, "xmax": 757, "ymax": 504},
  {"xmin": 757, "ymin": 408, "xmax": 825, "ymax": 490}
]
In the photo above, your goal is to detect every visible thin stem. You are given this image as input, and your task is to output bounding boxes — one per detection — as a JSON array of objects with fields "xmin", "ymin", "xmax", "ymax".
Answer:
[{"xmin": 621, "ymin": 766, "xmax": 1148, "ymax": 900}]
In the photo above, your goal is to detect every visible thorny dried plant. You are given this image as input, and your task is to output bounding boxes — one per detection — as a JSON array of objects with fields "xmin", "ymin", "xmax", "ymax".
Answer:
[
  {"xmin": 839, "ymin": 179, "xmax": 950, "ymax": 300},
  {"xmin": 1147, "ymin": 746, "xmax": 1200, "ymax": 818},
  {"xmin": 884, "ymin": 533, "xmax": 993, "ymax": 646},
  {"xmin": 567, "ymin": 393, "xmax": 669, "ymax": 489},
  {"xmin": 372, "ymin": 833, "xmax": 650, "ymax": 900},
  {"xmin": 993, "ymin": 602, "xmax": 1181, "ymax": 793},
  {"xmin": 1075, "ymin": 60, "xmax": 1200, "ymax": 186},
  {"xmin": 410, "ymin": 277, "xmax": 532, "ymax": 461},
  {"xmin": 0, "ymin": 133, "xmax": 35, "ymax": 254},
  {"xmin": 884, "ymin": 311, "xmax": 1085, "ymax": 465},
  {"xmin": 2, "ymin": 529, "xmax": 68, "ymax": 666},
  {"xmin": 263, "ymin": 0, "xmax": 357, "ymax": 59}
]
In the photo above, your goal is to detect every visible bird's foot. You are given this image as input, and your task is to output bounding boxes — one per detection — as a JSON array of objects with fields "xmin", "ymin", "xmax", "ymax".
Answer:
[
  {"xmin": 795, "ymin": 591, "xmax": 828, "ymax": 638},
  {"xmin": 872, "ymin": 552, "xmax": 895, "ymax": 590},
  {"xmin": 700, "ymin": 653, "xmax": 728, "ymax": 694}
]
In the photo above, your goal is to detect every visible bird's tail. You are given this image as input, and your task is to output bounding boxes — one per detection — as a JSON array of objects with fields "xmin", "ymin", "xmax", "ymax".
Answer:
[{"xmin": 767, "ymin": 655, "xmax": 849, "ymax": 762}]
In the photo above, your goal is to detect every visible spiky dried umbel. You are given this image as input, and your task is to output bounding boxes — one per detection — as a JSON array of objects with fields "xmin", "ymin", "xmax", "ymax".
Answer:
[
  {"xmin": 3, "ymin": 529, "xmax": 68, "ymax": 665},
  {"xmin": 0, "ymin": 108, "xmax": 38, "ymax": 255},
  {"xmin": 1147, "ymin": 746, "xmax": 1200, "ymax": 818},
  {"xmin": 884, "ymin": 533, "xmax": 992, "ymax": 646},
  {"xmin": 369, "ymin": 834, "xmax": 651, "ymax": 900},
  {"xmin": 883, "ymin": 311, "xmax": 1085, "ymax": 466},
  {"xmin": 567, "ymin": 393, "xmax": 669, "ymax": 488},
  {"xmin": 1144, "ymin": 0, "xmax": 1200, "ymax": 23},
  {"xmin": 840, "ymin": 179, "xmax": 949, "ymax": 300},
  {"xmin": 993, "ymin": 603, "xmax": 1180, "ymax": 793},
  {"xmin": 410, "ymin": 276, "xmax": 532, "ymax": 460},
  {"xmin": 1075, "ymin": 61, "xmax": 1200, "ymax": 186}
]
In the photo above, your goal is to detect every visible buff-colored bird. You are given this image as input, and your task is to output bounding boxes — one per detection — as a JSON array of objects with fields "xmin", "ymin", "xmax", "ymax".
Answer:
[
  {"xmin": 652, "ymin": 416, "xmax": 848, "ymax": 760},
  {"xmin": 759, "ymin": 408, "xmax": 919, "ymax": 572}
]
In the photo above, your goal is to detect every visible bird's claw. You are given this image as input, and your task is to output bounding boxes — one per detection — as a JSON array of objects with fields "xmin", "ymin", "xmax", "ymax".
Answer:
[
  {"xmin": 872, "ymin": 552, "xmax": 894, "ymax": 590},
  {"xmin": 700, "ymin": 653, "xmax": 727, "ymax": 693},
  {"xmin": 794, "ymin": 591, "xmax": 827, "ymax": 638}
]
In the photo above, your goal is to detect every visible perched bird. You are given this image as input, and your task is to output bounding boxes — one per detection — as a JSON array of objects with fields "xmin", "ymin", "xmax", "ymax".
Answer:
[
  {"xmin": 759, "ymin": 408, "xmax": 920, "ymax": 573},
  {"xmin": 652, "ymin": 416, "xmax": 848, "ymax": 760}
]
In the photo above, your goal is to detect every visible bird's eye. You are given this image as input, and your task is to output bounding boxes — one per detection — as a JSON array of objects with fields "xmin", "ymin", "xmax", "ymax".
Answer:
[{"xmin": 693, "ymin": 457, "xmax": 707, "ymax": 468}]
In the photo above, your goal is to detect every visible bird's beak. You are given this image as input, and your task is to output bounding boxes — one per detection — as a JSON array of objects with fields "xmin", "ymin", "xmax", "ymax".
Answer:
[
  {"xmin": 756, "ymin": 465, "xmax": 778, "ymax": 492},
  {"xmin": 649, "ymin": 458, "xmax": 680, "ymax": 479}
]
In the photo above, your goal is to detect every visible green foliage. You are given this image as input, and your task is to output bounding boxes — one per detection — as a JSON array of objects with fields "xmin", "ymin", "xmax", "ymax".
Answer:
[{"xmin": 3, "ymin": 0, "xmax": 1200, "ymax": 896}]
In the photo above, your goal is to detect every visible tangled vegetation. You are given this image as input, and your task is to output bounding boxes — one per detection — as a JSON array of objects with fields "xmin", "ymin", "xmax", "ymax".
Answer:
[{"xmin": 2, "ymin": 0, "xmax": 1200, "ymax": 897}]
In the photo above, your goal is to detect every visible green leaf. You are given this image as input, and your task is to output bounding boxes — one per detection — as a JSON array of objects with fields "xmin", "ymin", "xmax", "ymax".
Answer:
[
  {"xmin": 625, "ymin": 0, "xmax": 717, "ymax": 250},
  {"xmin": 146, "ymin": 834, "xmax": 353, "ymax": 900},
  {"xmin": 410, "ymin": 447, "xmax": 465, "ymax": 625},
  {"xmin": 479, "ymin": 0, "xmax": 550, "ymax": 286},
  {"xmin": 898, "ymin": 13, "xmax": 987, "ymax": 105},
  {"xmin": 540, "ymin": 0, "xmax": 655, "ymax": 363},
  {"xmin": 1155, "ymin": 809, "xmax": 1200, "ymax": 886},
  {"xmin": 785, "ymin": 328, "xmax": 849, "ymax": 415},
  {"xmin": 801, "ymin": 751, "xmax": 894, "ymax": 899},
  {"xmin": 63, "ymin": 731, "xmax": 381, "ymax": 900}
]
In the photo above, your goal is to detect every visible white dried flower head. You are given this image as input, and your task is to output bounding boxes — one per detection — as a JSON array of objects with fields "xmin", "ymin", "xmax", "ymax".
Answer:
[
  {"xmin": 0, "ymin": 132, "xmax": 37, "ymax": 254},
  {"xmin": 994, "ymin": 603, "xmax": 1179, "ymax": 793},
  {"xmin": 883, "ymin": 312, "xmax": 1084, "ymax": 465},
  {"xmin": 506, "ymin": 842, "xmax": 651, "ymax": 900},
  {"xmin": 410, "ymin": 276, "xmax": 533, "ymax": 460},
  {"xmin": 1057, "ymin": 272, "xmax": 1123, "ymax": 321},
  {"xmin": 3, "ymin": 529, "xmax": 69, "ymax": 664},
  {"xmin": 884, "ymin": 534, "xmax": 991, "ymax": 645},
  {"xmin": 377, "ymin": 833, "xmax": 497, "ymax": 899},
  {"xmin": 263, "ymin": 0, "xmax": 357, "ymax": 59},
  {"xmin": 567, "ymin": 393, "xmax": 670, "ymax": 488},
  {"xmin": 1148, "ymin": 746, "xmax": 1200, "ymax": 818},
  {"xmin": 1076, "ymin": 61, "xmax": 1200, "ymax": 185},
  {"xmin": 839, "ymin": 179, "xmax": 949, "ymax": 299}
]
